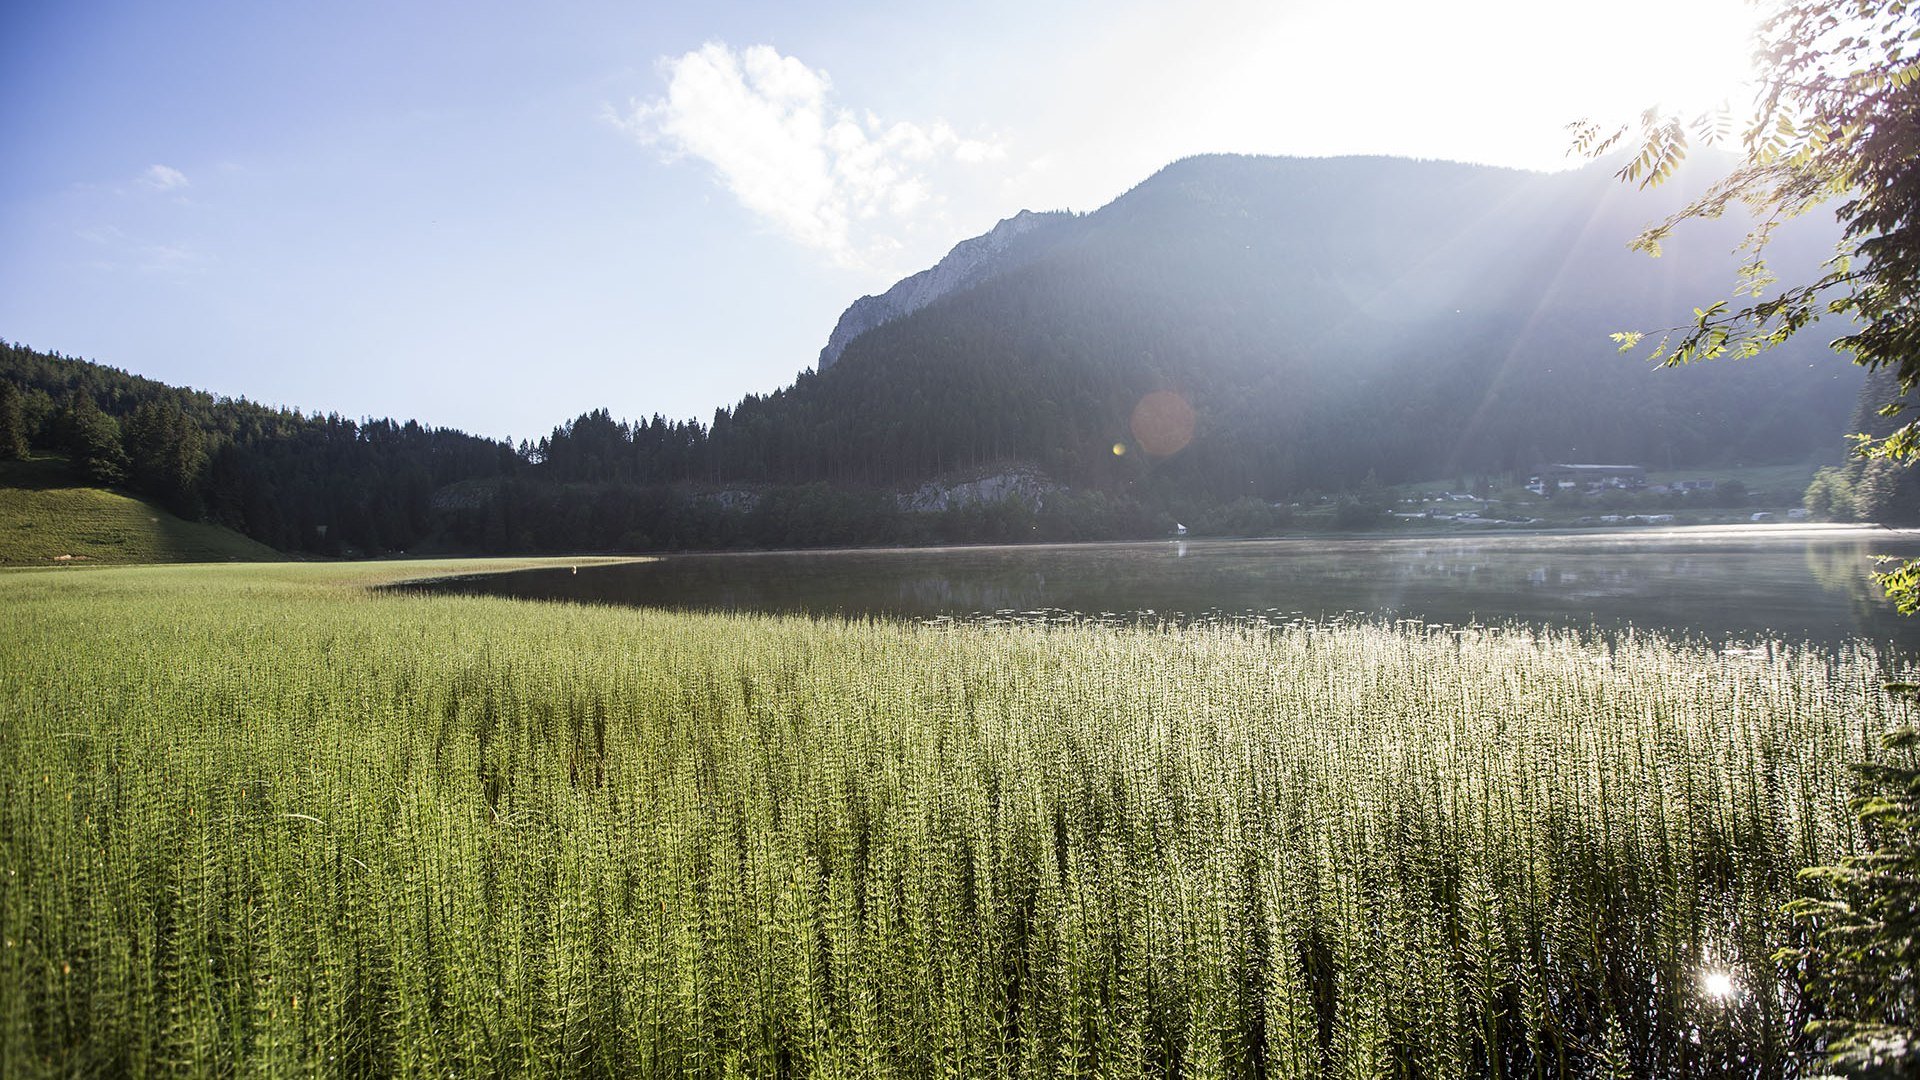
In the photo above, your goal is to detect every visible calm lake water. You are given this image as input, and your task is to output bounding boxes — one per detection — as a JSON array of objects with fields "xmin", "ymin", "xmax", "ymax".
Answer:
[{"xmin": 417, "ymin": 525, "xmax": 1920, "ymax": 650}]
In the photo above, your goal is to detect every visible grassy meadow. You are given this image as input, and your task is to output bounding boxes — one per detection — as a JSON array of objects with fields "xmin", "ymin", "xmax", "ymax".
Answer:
[
  {"xmin": 1, "ymin": 560, "xmax": 1912, "ymax": 1077},
  {"xmin": 0, "ymin": 459, "xmax": 276, "ymax": 566}
]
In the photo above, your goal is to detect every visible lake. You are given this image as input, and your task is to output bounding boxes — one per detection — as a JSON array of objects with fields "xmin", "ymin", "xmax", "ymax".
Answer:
[{"xmin": 415, "ymin": 524, "xmax": 1920, "ymax": 650}]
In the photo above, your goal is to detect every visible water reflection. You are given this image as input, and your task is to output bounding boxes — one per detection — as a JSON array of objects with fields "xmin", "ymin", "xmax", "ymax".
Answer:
[{"xmin": 412, "ymin": 526, "xmax": 1920, "ymax": 651}]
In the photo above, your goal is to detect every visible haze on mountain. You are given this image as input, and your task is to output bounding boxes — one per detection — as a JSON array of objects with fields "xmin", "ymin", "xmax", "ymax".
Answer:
[
  {"xmin": 0, "ymin": 1, "xmax": 1771, "ymax": 437},
  {"xmin": 1, "ymin": 150, "xmax": 1868, "ymax": 555},
  {"xmin": 713, "ymin": 152, "xmax": 1857, "ymax": 497}
]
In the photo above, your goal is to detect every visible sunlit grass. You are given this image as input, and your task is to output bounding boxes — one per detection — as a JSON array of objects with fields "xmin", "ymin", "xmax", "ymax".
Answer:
[
  {"xmin": 0, "ymin": 560, "xmax": 1908, "ymax": 1077},
  {"xmin": 0, "ymin": 459, "xmax": 277, "ymax": 565}
]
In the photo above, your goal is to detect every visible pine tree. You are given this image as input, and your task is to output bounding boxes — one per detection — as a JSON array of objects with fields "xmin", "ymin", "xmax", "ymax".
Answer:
[
  {"xmin": 61, "ymin": 391, "xmax": 129, "ymax": 486},
  {"xmin": 0, "ymin": 381, "xmax": 27, "ymax": 459}
]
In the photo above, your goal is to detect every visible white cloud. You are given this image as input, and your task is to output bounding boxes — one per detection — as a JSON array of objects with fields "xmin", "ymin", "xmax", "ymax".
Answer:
[
  {"xmin": 141, "ymin": 164, "xmax": 189, "ymax": 191},
  {"xmin": 615, "ymin": 43, "xmax": 1004, "ymax": 269},
  {"xmin": 75, "ymin": 221, "xmax": 205, "ymax": 275}
]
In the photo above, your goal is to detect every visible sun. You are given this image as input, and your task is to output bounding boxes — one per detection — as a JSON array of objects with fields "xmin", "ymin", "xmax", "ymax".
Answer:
[
  {"xmin": 1191, "ymin": 0, "xmax": 1770, "ymax": 174},
  {"xmin": 1566, "ymin": 0, "xmax": 1766, "ymax": 121}
]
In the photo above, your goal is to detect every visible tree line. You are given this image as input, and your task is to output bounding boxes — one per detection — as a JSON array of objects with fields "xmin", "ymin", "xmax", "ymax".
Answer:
[
  {"xmin": 3, "ymin": 153, "xmax": 1887, "ymax": 557},
  {"xmin": 1, "ymin": 341, "xmax": 515, "ymax": 554},
  {"xmin": 5, "ymin": 318, "xmax": 1902, "ymax": 559},
  {"xmin": 1802, "ymin": 369, "xmax": 1920, "ymax": 526},
  {"xmin": 0, "ymin": 341, "xmax": 1178, "ymax": 554}
]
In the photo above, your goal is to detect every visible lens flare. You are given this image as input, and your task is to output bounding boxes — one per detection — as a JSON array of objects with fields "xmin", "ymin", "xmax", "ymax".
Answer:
[{"xmin": 1130, "ymin": 391, "xmax": 1195, "ymax": 457}]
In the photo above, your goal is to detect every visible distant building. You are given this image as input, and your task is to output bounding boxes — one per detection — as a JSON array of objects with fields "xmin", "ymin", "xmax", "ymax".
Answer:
[{"xmin": 1535, "ymin": 463, "xmax": 1647, "ymax": 487}]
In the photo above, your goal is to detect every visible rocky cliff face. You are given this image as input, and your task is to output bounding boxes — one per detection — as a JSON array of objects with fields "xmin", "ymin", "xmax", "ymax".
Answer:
[
  {"xmin": 898, "ymin": 466, "xmax": 1058, "ymax": 512},
  {"xmin": 817, "ymin": 209, "xmax": 1075, "ymax": 371}
]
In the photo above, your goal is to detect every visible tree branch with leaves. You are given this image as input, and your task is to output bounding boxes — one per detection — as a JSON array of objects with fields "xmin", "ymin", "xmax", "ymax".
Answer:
[{"xmin": 1572, "ymin": 0, "xmax": 1920, "ymax": 606}]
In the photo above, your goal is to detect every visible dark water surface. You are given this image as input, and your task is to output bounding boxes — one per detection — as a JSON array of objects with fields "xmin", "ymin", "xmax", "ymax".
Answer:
[{"xmin": 415, "ymin": 525, "xmax": 1920, "ymax": 650}]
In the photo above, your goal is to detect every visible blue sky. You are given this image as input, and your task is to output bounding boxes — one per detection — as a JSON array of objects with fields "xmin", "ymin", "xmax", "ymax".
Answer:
[{"xmin": 0, "ymin": 0, "xmax": 1759, "ymax": 441}]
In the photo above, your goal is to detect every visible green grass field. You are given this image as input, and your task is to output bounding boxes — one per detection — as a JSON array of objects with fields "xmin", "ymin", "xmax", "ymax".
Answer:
[
  {"xmin": 1, "ymin": 561, "xmax": 1912, "ymax": 1077},
  {"xmin": 0, "ymin": 458, "xmax": 276, "ymax": 565}
]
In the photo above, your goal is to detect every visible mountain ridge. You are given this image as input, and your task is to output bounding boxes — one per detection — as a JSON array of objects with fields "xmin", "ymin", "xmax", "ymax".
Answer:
[
  {"xmin": 765, "ymin": 152, "xmax": 1857, "ymax": 495},
  {"xmin": 818, "ymin": 208, "xmax": 1077, "ymax": 370},
  {"xmin": 1, "ymin": 152, "xmax": 1875, "ymax": 556}
]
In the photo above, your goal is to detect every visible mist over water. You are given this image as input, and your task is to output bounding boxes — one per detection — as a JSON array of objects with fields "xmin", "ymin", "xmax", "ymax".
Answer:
[{"xmin": 418, "ymin": 526, "xmax": 1920, "ymax": 651}]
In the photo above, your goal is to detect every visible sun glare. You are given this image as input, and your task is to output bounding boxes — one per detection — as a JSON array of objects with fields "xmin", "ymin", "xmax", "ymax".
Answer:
[
  {"xmin": 1219, "ymin": 0, "xmax": 1768, "ymax": 172},
  {"xmin": 1701, "ymin": 970, "xmax": 1737, "ymax": 999},
  {"xmin": 1597, "ymin": 2, "xmax": 1763, "ymax": 114}
]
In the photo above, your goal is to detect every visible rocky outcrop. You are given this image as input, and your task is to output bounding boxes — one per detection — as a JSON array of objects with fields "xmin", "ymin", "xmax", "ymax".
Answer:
[
  {"xmin": 430, "ymin": 478, "xmax": 500, "ymax": 512},
  {"xmin": 690, "ymin": 488, "xmax": 762, "ymax": 512},
  {"xmin": 817, "ymin": 210, "xmax": 1075, "ymax": 371},
  {"xmin": 899, "ymin": 466, "xmax": 1058, "ymax": 513}
]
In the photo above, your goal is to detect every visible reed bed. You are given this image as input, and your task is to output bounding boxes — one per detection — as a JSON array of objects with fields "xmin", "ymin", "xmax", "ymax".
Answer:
[{"xmin": 0, "ymin": 562, "xmax": 1909, "ymax": 1077}]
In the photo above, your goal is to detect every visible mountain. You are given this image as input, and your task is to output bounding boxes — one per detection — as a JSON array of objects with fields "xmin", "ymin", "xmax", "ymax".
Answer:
[
  {"xmin": 755, "ymin": 153, "xmax": 1860, "ymax": 496},
  {"xmin": 0, "ymin": 153, "xmax": 1879, "ymax": 557},
  {"xmin": 818, "ymin": 209, "xmax": 1076, "ymax": 371}
]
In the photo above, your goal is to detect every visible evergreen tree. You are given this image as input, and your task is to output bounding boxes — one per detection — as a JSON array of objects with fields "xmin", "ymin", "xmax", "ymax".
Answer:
[
  {"xmin": 1855, "ymin": 457, "xmax": 1920, "ymax": 527},
  {"xmin": 123, "ymin": 398, "xmax": 208, "ymax": 514},
  {"xmin": 0, "ymin": 381, "xmax": 26, "ymax": 459},
  {"xmin": 61, "ymin": 392, "xmax": 129, "ymax": 486}
]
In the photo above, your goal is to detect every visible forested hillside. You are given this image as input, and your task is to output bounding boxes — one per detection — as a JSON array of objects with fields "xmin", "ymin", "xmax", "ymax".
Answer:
[
  {"xmin": 1803, "ymin": 368, "xmax": 1920, "ymax": 526},
  {"xmin": 710, "ymin": 154, "xmax": 1861, "ymax": 497},
  {"xmin": 0, "ymin": 154, "xmax": 1878, "ymax": 556},
  {"xmin": 0, "ymin": 342, "xmax": 517, "ymax": 554}
]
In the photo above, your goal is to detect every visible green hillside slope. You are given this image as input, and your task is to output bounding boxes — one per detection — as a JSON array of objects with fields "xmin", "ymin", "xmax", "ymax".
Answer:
[{"xmin": 0, "ymin": 458, "xmax": 278, "ymax": 564}]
